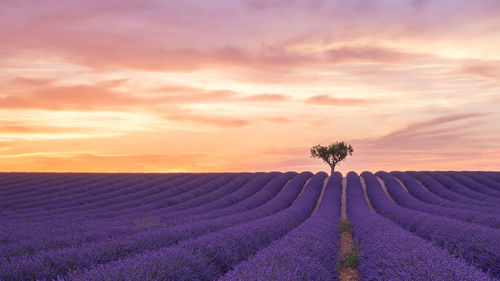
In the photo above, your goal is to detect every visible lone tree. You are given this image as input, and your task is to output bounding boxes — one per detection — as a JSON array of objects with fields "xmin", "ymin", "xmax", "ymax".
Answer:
[{"xmin": 311, "ymin": 141, "xmax": 353, "ymax": 174}]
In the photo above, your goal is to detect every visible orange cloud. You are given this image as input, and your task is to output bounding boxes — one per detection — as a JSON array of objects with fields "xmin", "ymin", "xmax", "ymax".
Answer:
[
  {"xmin": 70, "ymin": 45, "xmax": 420, "ymax": 72},
  {"xmin": 461, "ymin": 63, "xmax": 500, "ymax": 79},
  {"xmin": 304, "ymin": 95, "xmax": 371, "ymax": 106},
  {"xmin": 0, "ymin": 78, "xmax": 292, "ymax": 111},
  {"xmin": 0, "ymin": 152, "xmax": 217, "ymax": 173},
  {"xmin": 261, "ymin": 117, "xmax": 293, "ymax": 124},
  {"xmin": 385, "ymin": 113, "xmax": 489, "ymax": 138},
  {"xmin": 241, "ymin": 93, "xmax": 290, "ymax": 102},
  {"xmin": 341, "ymin": 112, "xmax": 498, "ymax": 172},
  {"xmin": 357, "ymin": 112, "xmax": 489, "ymax": 150},
  {"xmin": 164, "ymin": 110, "xmax": 252, "ymax": 128},
  {"xmin": 1, "ymin": 0, "xmax": 499, "ymax": 173},
  {"xmin": 0, "ymin": 121, "xmax": 80, "ymax": 134},
  {"xmin": 324, "ymin": 46, "xmax": 419, "ymax": 64}
]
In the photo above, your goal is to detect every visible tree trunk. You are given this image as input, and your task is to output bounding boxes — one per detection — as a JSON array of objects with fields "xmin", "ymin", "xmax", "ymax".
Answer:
[{"xmin": 330, "ymin": 165, "xmax": 335, "ymax": 175}]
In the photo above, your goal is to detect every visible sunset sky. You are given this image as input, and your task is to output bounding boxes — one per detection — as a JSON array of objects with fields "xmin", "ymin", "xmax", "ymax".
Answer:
[{"xmin": 1, "ymin": 0, "xmax": 499, "ymax": 173}]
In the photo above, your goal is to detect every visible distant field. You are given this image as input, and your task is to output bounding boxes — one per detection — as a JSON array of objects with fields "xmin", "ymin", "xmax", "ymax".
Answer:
[{"xmin": 0, "ymin": 171, "xmax": 499, "ymax": 280}]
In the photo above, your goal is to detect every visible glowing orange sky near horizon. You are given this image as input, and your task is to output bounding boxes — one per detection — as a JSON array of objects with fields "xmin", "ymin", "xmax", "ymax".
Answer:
[{"xmin": 1, "ymin": 0, "xmax": 499, "ymax": 173}]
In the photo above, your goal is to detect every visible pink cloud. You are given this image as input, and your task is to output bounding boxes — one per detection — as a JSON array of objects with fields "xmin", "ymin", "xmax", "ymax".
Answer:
[
  {"xmin": 0, "ymin": 83, "xmax": 145, "ymax": 110},
  {"xmin": 164, "ymin": 110, "xmax": 252, "ymax": 128},
  {"xmin": 241, "ymin": 93, "xmax": 290, "ymax": 102},
  {"xmin": 0, "ymin": 78, "xmax": 292, "ymax": 111},
  {"xmin": 0, "ymin": 121, "xmax": 80, "ymax": 134},
  {"xmin": 343, "ymin": 112, "xmax": 498, "ymax": 171},
  {"xmin": 1, "ymin": 1, "xmax": 425, "ymax": 73},
  {"xmin": 0, "ymin": 152, "xmax": 216, "ymax": 173},
  {"xmin": 324, "ymin": 46, "xmax": 419, "ymax": 64},
  {"xmin": 461, "ymin": 63, "xmax": 500, "ymax": 79},
  {"xmin": 305, "ymin": 95, "xmax": 371, "ymax": 106},
  {"xmin": 385, "ymin": 112, "xmax": 489, "ymax": 139},
  {"xmin": 0, "ymin": 0, "xmax": 499, "ymax": 173}
]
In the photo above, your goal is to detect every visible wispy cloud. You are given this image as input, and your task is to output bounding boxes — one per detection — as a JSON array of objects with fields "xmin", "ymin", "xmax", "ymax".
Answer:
[
  {"xmin": 0, "ymin": 121, "xmax": 79, "ymax": 134},
  {"xmin": 164, "ymin": 110, "xmax": 252, "ymax": 128},
  {"xmin": 1, "ymin": 0, "xmax": 499, "ymax": 172},
  {"xmin": 460, "ymin": 63, "xmax": 500, "ymax": 79},
  {"xmin": 241, "ymin": 93, "xmax": 290, "ymax": 102},
  {"xmin": 342, "ymin": 112, "xmax": 498, "ymax": 171},
  {"xmin": 0, "ymin": 152, "xmax": 217, "ymax": 172},
  {"xmin": 0, "ymin": 78, "xmax": 292, "ymax": 111},
  {"xmin": 305, "ymin": 95, "xmax": 372, "ymax": 106},
  {"xmin": 357, "ymin": 112, "xmax": 490, "ymax": 151}
]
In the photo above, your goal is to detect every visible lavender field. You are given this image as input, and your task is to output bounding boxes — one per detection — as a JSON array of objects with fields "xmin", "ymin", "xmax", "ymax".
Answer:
[{"xmin": 0, "ymin": 171, "xmax": 499, "ymax": 280}]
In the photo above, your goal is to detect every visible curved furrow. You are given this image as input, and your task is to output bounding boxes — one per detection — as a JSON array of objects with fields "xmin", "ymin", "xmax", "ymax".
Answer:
[
  {"xmin": 362, "ymin": 171, "xmax": 500, "ymax": 278},
  {"xmin": 445, "ymin": 171, "xmax": 500, "ymax": 197},
  {"xmin": 2, "ymin": 171, "xmax": 498, "ymax": 280},
  {"xmin": 0, "ymin": 174, "xmax": 106, "ymax": 198},
  {"xmin": 6, "ymin": 174, "xmax": 221, "ymax": 221},
  {"xmin": 463, "ymin": 172, "xmax": 500, "ymax": 191},
  {"xmin": 478, "ymin": 172, "xmax": 500, "ymax": 183},
  {"xmin": 13, "ymin": 174, "xmax": 191, "ymax": 215},
  {"xmin": 0, "ymin": 173, "xmax": 274, "ymax": 257},
  {"xmin": 5, "ymin": 174, "xmax": 178, "ymax": 213},
  {"xmin": 408, "ymin": 171, "xmax": 500, "ymax": 213},
  {"xmin": 66, "ymin": 172, "xmax": 324, "ymax": 281},
  {"xmin": 159, "ymin": 172, "xmax": 296, "ymax": 226},
  {"xmin": 425, "ymin": 172, "xmax": 500, "ymax": 204},
  {"xmin": 27, "ymin": 174, "xmax": 242, "ymax": 221},
  {"xmin": 10, "ymin": 174, "xmax": 180, "ymax": 210},
  {"xmin": 391, "ymin": 171, "xmax": 500, "ymax": 216},
  {"xmin": 2, "ymin": 174, "xmax": 126, "ymax": 209},
  {"xmin": 346, "ymin": 172, "xmax": 493, "ymax": 281},
  {"xmin": 0, "ymin": 174, "xmax": 230, "ymax": 241},
  {"xmin": 98, "ymin": 173, "xmax": 254, "ymax": 217},
  {"xmin": 219, "ymin": 172, "xmax": 341, "ymax": 281},
  {"xmin": 0, "ymin": 172, "xmax": 310, "ymax": 281},
  {"xmin": 150, "ymin": 172, "xmax": 281, "ymax": 221},
  {"xmin": 0, "ymin": 173, "xmax": 79, "ymax": 194},
  {"xmin": 0, "ymin": 173, "xmax": 94, "ymax": 203},
  {"xmin": 2, "ymin": 174, "xmax": 171, "ymax": 219},
  {"xmin": 0, "ymin": 173, "xmax": 39, "ymax": 188},
  {"xmin": 0, "ymin": 174, "xmax": 213, "ymax": 243},
  {"xmin": 377, "ymin": 172, "xmax": 500, "ymax": 228}
]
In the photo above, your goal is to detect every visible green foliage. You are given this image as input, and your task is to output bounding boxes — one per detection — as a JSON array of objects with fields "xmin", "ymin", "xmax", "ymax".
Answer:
[
  {"xmin": 336, "ymin": 243, "xmax": 360, "ymax": 271},
  {"xmin": 342, "ymin": 246, "xmax": 360, "ymax": 268},
  {"xmin": 338, "ymin": 219, "xmax": 353, "ymax": 235},
  {"xmin": 310, "ymin": 141, "xmax": 353, "ymax": 172}
]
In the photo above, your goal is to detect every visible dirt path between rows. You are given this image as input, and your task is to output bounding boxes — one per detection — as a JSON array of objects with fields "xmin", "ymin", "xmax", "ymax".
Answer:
[
  {"xmin": 394, "ymin": 177, "xmax": 409, "ymax": 192},
  {"xmin": 359, "ymin": 176, "xmax": 376, "ymax": 212},
  {"xmin": 311, "ymin": 177, "xmax": 328, "ymax": 216},
  {"xmin": 291, "ymin": 177, "xmax": 311, "ymax": 204},
  {"xmin": 376, "ymin": 177, "xmax": 396, "ymax": 202},
  {"xmin": 339, "ymin": 176, "xmax": 360, "ymax": 281},
  {"xmin": 341, "ymin": 177, "xmax": 348, "ymax": 219}
]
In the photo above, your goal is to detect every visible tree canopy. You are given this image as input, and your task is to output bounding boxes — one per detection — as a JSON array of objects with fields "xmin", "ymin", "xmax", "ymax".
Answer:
[{"xmin": 311, "ymin": 141, "xmax": 353, "ymax": 174}]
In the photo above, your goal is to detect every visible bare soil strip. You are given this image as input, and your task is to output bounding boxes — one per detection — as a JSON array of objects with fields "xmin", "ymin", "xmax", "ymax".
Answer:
[
  {"xmin": 376, "ymin": 177, "xmax": 396, "ymax": 202},
  {"xmin": 394, "ymin": 177, "xmax": 409, "ymax": 192},
  {"xmin": 291, "ymin": 177, "xmax": 311, "ymax": 204},
  {"xmin": 359, "ymin": 176, "xmax": 376, "ymax": 212},
  {"xmin": 414, "ymin": 178, "xmax": 431, "ymax": 191},
  {"xmin": 339, "ymin": 267, "xmax": 360, "ymax": 281},
  {"xmin": 311, "ymin": 177, "xmax": 328, "ymax": 215},
  {"xmin": 342, "ymin": 177, "xmax": 348, "ymax": 218},
  {"xmin": 339, "ymin": 176, "xmax": 360, "ymax": 281}
]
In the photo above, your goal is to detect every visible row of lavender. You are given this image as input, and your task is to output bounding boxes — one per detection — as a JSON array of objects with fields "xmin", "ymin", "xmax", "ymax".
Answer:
[
  {"xmin": 346, "ymin": 172, "xmax": 495, "ymax": 280},
  {"xmin": 1, "ymin": 173, "xmax": 245, "ymax": 257},
  {"xmin": 0, "ymin": 171, "xmax": 499, "ymax": 280},
  {"xmin": 0, "ymin": 171, "xmax": 344, "ymax": 280},
  {"xmin": 0, "ymin": 173, "xmax": 280, "ymax": 279},
  {"xmin": 355, "ymin": 171, "xmax": 500, "ymax": 280}
]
